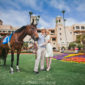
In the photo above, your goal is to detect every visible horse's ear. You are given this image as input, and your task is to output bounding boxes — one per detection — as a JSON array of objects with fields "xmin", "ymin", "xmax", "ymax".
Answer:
[{"xmin": 31, "ymin": 19, "xmax": 34, "ymax": 25}]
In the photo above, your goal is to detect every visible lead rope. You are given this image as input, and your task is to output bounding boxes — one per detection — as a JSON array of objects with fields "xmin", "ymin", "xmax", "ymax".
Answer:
[{"xmin": 8, "ymin": 37, "xmax": 11, "ymax": 49}]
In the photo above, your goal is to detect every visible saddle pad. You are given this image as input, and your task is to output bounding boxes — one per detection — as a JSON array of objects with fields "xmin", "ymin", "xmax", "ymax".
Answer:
[{"xmin": 2, "ymin": 33, "xmax": 13, "ymax": 44}]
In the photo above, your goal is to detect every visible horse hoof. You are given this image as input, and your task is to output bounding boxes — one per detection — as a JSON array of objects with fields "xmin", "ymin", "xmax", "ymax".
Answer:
[
  {"xmin": 3, "ymin": 64, "xmax": 6, "ymax": 66},
  {"xmin": 16, "ymin": 69, "xmax": 20, "ymax": 72},
  {"xmin": 10, "ymin": 71, "xmax": 14, "ymax": 74}
]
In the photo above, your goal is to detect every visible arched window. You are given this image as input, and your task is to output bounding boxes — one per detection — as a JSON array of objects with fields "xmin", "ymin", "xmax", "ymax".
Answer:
[
  {"xmin": 76, "ymin": 26, "xmax": 80, "ymax": 29},
  {"xmin": 59, "ymin": 19, "xmax": 61, "ymax": 23},
  {"xmin": 59, "ymin": 28, "xmax": 61, "ymax": 30}
]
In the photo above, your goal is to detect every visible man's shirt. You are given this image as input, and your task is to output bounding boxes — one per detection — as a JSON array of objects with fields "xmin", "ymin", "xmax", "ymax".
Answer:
[{"xmin": 37, "ymin": 33, "xmax": 46, "ymax": 48}]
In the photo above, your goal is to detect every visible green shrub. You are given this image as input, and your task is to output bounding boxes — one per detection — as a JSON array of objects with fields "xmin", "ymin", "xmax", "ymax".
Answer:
[{"xmin": 68, "ymin": 42, "xmax": 76, "ymax": 50}]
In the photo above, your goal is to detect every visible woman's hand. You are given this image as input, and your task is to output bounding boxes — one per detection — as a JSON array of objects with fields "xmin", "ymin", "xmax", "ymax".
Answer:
[{"xmin": 48, "ymin": 40, "xmax": 50, "ymax": 43}]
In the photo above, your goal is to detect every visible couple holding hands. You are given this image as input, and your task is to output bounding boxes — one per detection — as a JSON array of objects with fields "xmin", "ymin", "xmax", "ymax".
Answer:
[{"xmin": 34, "ymin": 29, "xmax": 53, "ymax": 74}]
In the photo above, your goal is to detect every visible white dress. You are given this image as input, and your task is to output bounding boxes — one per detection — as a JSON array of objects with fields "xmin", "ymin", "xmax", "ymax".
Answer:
[{"xmin": 45, "ymin": 35, "xmax": 53, "ymax": 57}]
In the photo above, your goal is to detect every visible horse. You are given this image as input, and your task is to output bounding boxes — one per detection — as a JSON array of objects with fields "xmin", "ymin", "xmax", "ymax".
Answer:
[{"xmin": 0, "ymin": 21, "xmax": 39, "ymax": 74}]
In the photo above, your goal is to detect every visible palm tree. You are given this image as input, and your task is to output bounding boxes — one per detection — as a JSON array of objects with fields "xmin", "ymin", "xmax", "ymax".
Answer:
[
  {"xmin": 81, "ymin": 34, "xmax": 85, "ymax": 51},
  {"xmin": 29, "ymin": 11, "xmax": 33, "ymax": 23},
  {"xmin": 62, "ymin": 10, "xmax": 68, "ymax": 48},
  {"xmin": 62, "ymin": 10, "xmax": 65, "ymax": 19},
  {"xmin": 75, "ymin": 34, "xmax": 85, "ymax": 51}
]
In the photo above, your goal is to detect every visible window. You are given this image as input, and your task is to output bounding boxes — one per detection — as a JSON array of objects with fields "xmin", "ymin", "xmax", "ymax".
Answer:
[
  {"xmin": 37, "ymin": 30, "xmax": 41, "ymax": 33},
  {"xmin": 73, "ymin": 27, "xmax": 75, "ymax": 30},
  {"xmin": 8, "ymin": 31, "xmax": 11, "ymax": 33},
  {"xmin": 59, "ymin": 28, "xmax": 61, "ymax": 30},
  {"xmin": 53, "ymin": 43, "xmax": 55, "ymax": 45},
  {"xmin": 53, "ymin": 47, "xmax": 56, "ymax": 50},
  {"xmin": 59, "ymin": 19, "xmax": 61, "ymax": 23},
  {"xmin": 81, "ymin": 26, "xmax": 85, "ymax": 29},
  {"xmin": 52, "ymin": 38, "xmax": 56, "ymax": 41},
  {"xmin": 51, "ymin": 30, "xmax": 55, "ymax": 33},
  {"xmin": 60, "ymin": 38, "xmax": 62, "ymax": 40},
  {"xmin": 3, "ymin": 31, "xmax": 5, "ymax": 33},
  {"xmin": 59, "ymin": 33, "xmax": 62, "ymax": 35},
  {"xmin": 76, "ymin": 26, "xmax": 80, "ymax": 29},
  {"xmin": 62, "ymin": 42, "xmax": 64, "ymax": 43},
  {"xmin": 70, "ymin": 32, "xmax": 72, "ymax": 34},
  {"xmin": 75, "ymin": 32, "xmax": 78, "ymax": 34}
]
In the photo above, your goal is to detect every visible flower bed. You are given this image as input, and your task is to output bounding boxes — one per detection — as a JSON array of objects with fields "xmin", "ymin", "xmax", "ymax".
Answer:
[{"xmin": 53, "ymin": 53, "xmax": 85, "ymax": 63}]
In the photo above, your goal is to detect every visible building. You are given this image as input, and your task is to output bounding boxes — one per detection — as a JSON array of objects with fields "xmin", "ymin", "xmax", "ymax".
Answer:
[
  {"xmin": 0, "ymin": 20, "xmax": 30, "ymax": 42},
  {"xmin": 56, "ymin": 16, "xmax": 85, "ymax": 49},
  {"xmin": 0, "ymin": 19, "xmax": 57, "ymax": 49},
  {"xmin": 0, "ymin": 16, "xmax": 85, "ymax": 50}
]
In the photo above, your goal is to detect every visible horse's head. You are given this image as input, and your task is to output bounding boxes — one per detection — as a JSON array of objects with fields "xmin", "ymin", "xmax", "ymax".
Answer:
[{"xmin": 26, "ymin": 24, "xmax": 39, "ymax": 41}]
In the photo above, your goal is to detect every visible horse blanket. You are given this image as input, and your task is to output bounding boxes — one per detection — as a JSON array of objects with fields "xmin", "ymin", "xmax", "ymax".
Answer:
[{"xmin": 2, "ymin": 33, "xmax": 13, "ymax": 44}]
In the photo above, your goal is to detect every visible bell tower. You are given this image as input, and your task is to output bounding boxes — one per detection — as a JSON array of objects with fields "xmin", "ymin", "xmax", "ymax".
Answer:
[
  {"xmin": 56, "ymin": 16, "xmax": 63, "ymax": 26},
  {"xmin": 55, "ymin": 16, "xmax": 65, "ymax": 50}
]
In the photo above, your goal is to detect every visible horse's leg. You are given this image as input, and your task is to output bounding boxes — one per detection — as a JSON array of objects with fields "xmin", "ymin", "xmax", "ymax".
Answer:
[
  {"xmin": 16, "ymin": 49, "xmax": 21, "ymax": 72},
  {"xmin": 4, "ymin": 49, "xmax": 9, "ymax": 66},
  {"xmin": 2, "ymin": 48, "xmax": 6, "ymax": 66},
  {"xmin": 10, "ymin": 50, "xmax": 14, "ymax": 74},
  {"xmin": 4, "ymin": 50, "xmax": 8, "ymax": 66},
  {"xmin": 4, "ymin": 57, "xmax": 6, "ymax": 66},
  {"xmin": 0, "ymin": 49, "xmax": 2, "ymax": 65}
]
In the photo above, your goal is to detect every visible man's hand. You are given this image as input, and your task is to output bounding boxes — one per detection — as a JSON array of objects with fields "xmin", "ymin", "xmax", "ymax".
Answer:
[{"xmin": 34, "ymin": 42, "xmax": 38, "ymax": 50}]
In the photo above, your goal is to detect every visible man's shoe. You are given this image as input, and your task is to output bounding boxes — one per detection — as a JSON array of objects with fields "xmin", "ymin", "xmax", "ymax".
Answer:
[
  {"xmin": 34, "ymin": 71, "xmax": 39, "ymax": 74},
  {"xmin": 40, "ymin": 68, "xmax": 46, "ymax": 71}
]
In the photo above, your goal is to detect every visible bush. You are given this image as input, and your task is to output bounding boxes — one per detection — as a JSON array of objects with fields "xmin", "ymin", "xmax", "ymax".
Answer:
[
  {"xmin": 68, "ymin": 42, "xmax": 76, "ymax": 50},
  {"xmin": 79, "ymin": 50, "xmax": 85, "ymax": 53},
  {"xmin": 77, "ymin": 43, "xmax": 83, "ymax": 50}
]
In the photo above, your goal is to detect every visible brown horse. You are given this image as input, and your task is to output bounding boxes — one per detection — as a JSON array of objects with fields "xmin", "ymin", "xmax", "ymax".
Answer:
[{"xmin": 0, "ymin": 22, "xmax": 39, "ymax": 74}]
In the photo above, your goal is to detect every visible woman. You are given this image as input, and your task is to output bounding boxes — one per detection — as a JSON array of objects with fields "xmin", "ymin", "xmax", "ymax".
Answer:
[{"xmin": 45, "ymin": 30, "xmax": 53, "ymax": 71}]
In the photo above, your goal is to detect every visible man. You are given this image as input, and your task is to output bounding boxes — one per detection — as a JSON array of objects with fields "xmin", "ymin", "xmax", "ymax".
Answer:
[{"xmin": 34, "ymin": 29, "xmax": 46, "ymax": 74}]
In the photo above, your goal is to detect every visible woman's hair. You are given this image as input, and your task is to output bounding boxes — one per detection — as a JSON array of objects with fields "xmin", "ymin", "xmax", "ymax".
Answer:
[
  {"xmin": 45, "ymin": 30, "xmax": 50, "ymax": 34},
  {"xmin": 41, "ymin": 29, "xmax": 46, "ymax": 33}
]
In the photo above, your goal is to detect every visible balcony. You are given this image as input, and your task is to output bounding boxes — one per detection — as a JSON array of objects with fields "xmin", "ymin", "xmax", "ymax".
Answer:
[{"xmin": 74, "ymin": 26, "xmax": 85, "ymax": 33}]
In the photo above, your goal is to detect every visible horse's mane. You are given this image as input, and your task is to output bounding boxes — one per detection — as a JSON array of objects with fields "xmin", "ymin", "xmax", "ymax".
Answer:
[{"xmin": 15, "ymin": 26, "xmax": 26, "ymax": 33}]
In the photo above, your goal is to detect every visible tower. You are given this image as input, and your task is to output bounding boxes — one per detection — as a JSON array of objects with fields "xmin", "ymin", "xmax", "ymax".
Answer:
[
  {"xmin": 0, "ymin": 20, "xmax": 3, "ymax": 25},
  {"xmin": 55, "ymin": 16, "xmax": 66, "ymax": 50},
  {"xmin": 56, "ymin": 16, "xmax": 63, "ymax": 26}
]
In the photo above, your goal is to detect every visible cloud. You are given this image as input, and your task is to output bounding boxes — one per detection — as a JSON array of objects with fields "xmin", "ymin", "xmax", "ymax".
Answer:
[
  {"xmin": 65, "ymin": 18, "xmax": 78, "ymax": 26},
  {"xmin": 0, "ymin": 8, "xmax": 55, "ymax": 28},
  {"xmin": 66, "ymin": 18, "xmax": 85, "ymax": 26},
  {"xmin": 0, "ymin": 0, "xmax": 21, "ymax": 10},
  {"xmin": 48, "ymin": 0, "xmax": 70, "ymax": 12},
  {"xmin": 39, "ymin": 17, "xmax": 55, "ymax": 28},
  {"xmin": 77, "ymin": 3, "xmax": 85, "ymax": 12},
  {"xmin": 0, "ymin": 0, "xmax": 43, "ymax": 12},
  {"xmin": 0, "ymin": 9, "xmax": 29, "ymax": 26},
  {"xmin": 0, "ymin": 0, "xmax": 85, "ymax": 29},
  {"xmin": 16, "ymin": 0, "xmax": 43, "ymax": 12},
  {"xmin": 73, "ymin": 0, "xmax": 85, "ymax": 12}
]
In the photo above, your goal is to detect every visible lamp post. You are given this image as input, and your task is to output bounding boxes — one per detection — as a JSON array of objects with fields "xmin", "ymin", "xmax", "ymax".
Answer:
[
  {"xmin": 62, "ymin": 10, "xmax": 68, "ymax": 49},
  {"xmin": 29, "ymin": 11, "xmax": 33, "ymax": 24}
]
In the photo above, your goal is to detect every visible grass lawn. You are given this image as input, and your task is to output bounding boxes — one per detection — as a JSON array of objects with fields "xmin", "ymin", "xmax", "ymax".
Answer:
[{"xmin": 0, "ymin": 54, "xmax": 85, "ymax": 85}]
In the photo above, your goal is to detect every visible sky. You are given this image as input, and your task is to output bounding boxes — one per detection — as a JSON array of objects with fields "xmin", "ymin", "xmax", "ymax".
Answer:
[{"xmin": 0, "ymin": 0, "xmax": 85, "ymax": 28}]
